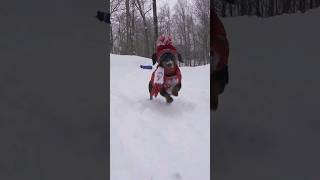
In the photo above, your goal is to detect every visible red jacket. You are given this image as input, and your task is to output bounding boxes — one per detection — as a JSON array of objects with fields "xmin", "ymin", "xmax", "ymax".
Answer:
[{"xmin": 211, "ymin": 10, "xmax": 229, "ymax": 71}]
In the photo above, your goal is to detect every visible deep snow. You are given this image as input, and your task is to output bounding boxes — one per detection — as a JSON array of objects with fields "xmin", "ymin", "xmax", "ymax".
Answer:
[{"xmin": 110, "ymin": 54, "xmax": 210, "ymax": 180}]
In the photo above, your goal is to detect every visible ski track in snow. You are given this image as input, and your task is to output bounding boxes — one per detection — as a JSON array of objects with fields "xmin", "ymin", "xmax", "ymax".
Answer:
[{"xmin": 110, "ymin": 54, "xmax": 210, "ymax": 180}]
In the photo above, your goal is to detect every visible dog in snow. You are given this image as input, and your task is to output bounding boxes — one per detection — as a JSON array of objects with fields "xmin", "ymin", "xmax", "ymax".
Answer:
[{"xmin": 149, "ymin": 35, "xmax": 183, "ymax": 104}]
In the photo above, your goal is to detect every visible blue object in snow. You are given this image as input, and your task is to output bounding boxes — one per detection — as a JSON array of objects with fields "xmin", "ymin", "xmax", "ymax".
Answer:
[{"xmin": 140, "ymin": 65, "xmax": 153, "ymax": 69}]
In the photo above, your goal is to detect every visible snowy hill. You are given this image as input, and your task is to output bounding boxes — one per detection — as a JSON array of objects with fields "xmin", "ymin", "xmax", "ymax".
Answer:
[
  {"xmin": 110, "ymin": 54, "xmax": 210, "ymax": 180},
  {"xmin": 213, "ymin": 8, "xmax": 320, "ymax": 179}
]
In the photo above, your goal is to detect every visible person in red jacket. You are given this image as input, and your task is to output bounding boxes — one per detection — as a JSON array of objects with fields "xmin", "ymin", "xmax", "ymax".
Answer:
[
  {"xmin": 149, "ymin": 35, "xmax": 183, "ymax": 103},
  {"xmin": 211, "ymin": 5, "xmax": 230, "ymax": 110}
]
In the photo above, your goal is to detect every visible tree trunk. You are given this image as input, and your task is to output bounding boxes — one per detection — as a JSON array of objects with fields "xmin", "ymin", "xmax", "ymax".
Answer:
[
  {"xmin": 131, "ymin": 0, "xmax": 136, "ymax": 53},
  {"xmin": 152, "ymin": 0, "xmax": 159, "ymax": 50},
  {"xmin": 125, "ymin": 0, "xmax": 131, "ymax": 54},
  {"xmin": 110, "ymin": 25, "xmax": 114, "ymax": 53},
  {"xmin": 269, "ymin": 0, "xmax": 275, "ymax": 16},
  {"xmin": 136, "ymin": 0, "xmax": 151, "ymax": 57},
  {"xmin": 142, "ymin": 16, "xmax": 150, "ymax": 57},
  {"xmin": 222, "ymin": 1, "xmax": 226, "ymax": 17}
]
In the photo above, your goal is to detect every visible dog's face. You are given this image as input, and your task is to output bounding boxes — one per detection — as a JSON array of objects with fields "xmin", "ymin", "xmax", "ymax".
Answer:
[{"xmin": 159, "ymin": 53, "xmax": 176, "ymax": 69}]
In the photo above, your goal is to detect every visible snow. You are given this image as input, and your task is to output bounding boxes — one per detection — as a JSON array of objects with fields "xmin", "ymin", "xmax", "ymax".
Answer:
[
  {"xmin": 110, "ymin": 54, "xmax": 210, "ymax": 180},
  {"xmin": 213, "ymin": 8, "xmax": 320, "ymax": 179}
]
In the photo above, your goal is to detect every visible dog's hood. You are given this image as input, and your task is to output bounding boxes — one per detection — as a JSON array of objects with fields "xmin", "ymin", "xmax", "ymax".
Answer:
[
  {"xmin": 156, "ymin": 35, "xmax": 178, "ymax": 63},
  {"xmin": 156, "ymin": 45, "xmax": 178, "ymax": 63}
]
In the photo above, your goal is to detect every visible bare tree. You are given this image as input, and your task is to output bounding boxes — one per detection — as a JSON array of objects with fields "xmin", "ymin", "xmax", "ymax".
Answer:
[
  {"xmin": 110, "ymin": 0, "xmax": 123, "ymax": 53},
  {"xmin": 158, "ymin": 3, "xmax": 172, "ymax": 36},
  {"xmin": 130, "ymin": 0, "xmax": 136, "ymax": 54},
  {"xmin": 125, "ymin": 0, "xmax": 132, "ymax": 54},
  {"xmin": 111, "ymin": 0, "xmax": 211, "ymax": 66},
  {"xmin": 215, "ymin": 0, "xmax": 320, "ymax": 17},
  {"xmin": 135, "ymin": 0, "xmax": 152, "ymax": 56},
  {"xmin": 152, "ymin": 0, "xmax": 159, "ymax": 50}
]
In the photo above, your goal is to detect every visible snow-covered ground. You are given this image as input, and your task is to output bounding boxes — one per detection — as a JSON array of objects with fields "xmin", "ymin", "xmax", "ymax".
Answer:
[
  {"xmin": 213, "ymin": 8, "xmax": 320, "ymax": 179},
  {"xmin": 110, "ymin": 54, "xmax": 210, "ymax": 180}
]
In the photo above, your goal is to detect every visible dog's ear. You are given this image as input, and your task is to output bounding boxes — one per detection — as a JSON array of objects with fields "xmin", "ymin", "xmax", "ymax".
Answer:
[
  {"xmin": 151, "ymin": 53, "xmax": 157, "ymax": 65},
  {"xmin": 177, "ymin": 53, "xmax": 184, "ymax": 63}
]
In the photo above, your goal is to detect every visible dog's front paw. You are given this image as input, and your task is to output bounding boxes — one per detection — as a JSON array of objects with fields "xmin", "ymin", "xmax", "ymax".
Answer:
[
  {"xmin": 165, "ymin": 96, "xmax": 173, "ymax": 104},
  {"xmin": 172, "ymin": 90, "xmax": 179, "ymax": 96},
  {"xmin": 171, "ymin": 83, "xmax": 181, "ymax": 97}
]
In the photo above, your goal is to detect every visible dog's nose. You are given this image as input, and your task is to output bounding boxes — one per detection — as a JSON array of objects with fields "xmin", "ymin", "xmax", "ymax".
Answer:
[{"xmin": 167, "ymin": 62, "xmax": 174, "ymax": 67}]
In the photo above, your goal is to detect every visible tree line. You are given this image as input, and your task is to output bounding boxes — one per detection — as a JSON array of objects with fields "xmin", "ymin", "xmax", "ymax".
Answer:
[
  {"xmin": 111, "ymin": 0, "xmax": 210, "ymax": 66},
  {"xmin": 215, "ymin": 0, "xmax": 320, "ymax": 17}
]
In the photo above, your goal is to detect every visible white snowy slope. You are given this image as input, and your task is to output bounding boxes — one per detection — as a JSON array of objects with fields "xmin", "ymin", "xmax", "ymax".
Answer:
[{"xmin": 110, "ymin": 54, "xmax": 210, "ymax": 180}]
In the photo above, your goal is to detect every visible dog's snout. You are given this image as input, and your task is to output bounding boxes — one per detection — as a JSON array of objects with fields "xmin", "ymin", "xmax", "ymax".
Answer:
[{"xmin": 166, "ymin": 61, "xmax": 174, "ymax": 67}]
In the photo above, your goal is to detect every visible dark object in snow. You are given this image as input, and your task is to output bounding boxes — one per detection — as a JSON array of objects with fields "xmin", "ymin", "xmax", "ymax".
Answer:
[
  {"xmin": 96, "ymin": 11, "xmax": 110, "ymax": 24},
  {"xmin": 140, "ymin": 65, "xmax": 153, "ymax": 69}
]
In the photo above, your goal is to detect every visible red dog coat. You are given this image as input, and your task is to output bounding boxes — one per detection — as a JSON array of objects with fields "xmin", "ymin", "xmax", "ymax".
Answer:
[{"xmin": 150, "ymin": 35, "xmax": 182, "ymax": 97}]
